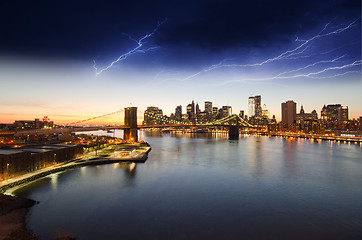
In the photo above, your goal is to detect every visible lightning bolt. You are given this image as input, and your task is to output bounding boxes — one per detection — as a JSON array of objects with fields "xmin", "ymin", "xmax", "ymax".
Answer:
[
  {"xmin": 219, "ymin": 60, "xmax": 361, "ymax": 86},
  {"xmin": 178, "ymin": 18, "xmax": 360, "ymax": 82},
  {"xmin": 93, "ymin": 19, "xmax": 167, "ymax": 77}
]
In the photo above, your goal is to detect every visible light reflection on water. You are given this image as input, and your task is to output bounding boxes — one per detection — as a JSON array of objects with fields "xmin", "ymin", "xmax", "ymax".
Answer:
[{"xmin": 14, "ymin": 131, "xmax": 362, "ymax": 240}]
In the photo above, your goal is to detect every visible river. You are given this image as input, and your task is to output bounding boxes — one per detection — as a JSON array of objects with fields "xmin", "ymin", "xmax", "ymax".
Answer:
[{"xmin": 14, "ymin": 130, "xmax": 362, "ymax": 240}]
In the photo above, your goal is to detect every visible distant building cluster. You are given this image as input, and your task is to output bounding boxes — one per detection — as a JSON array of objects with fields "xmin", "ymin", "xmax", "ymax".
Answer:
[
  {"xmin": 271, "ymin": 100, "xmax": 358, "ymax": 135},
  {"xmin": 1, "ymin": 116, "xmax": 54, "ymax": 131},
  {"xmin": 143, "ymin": 100, "xmax": 235, "ymax": 125},
  {"xmin": 142, "ymin": 96, "xmax": 361, "ymax": 137}
]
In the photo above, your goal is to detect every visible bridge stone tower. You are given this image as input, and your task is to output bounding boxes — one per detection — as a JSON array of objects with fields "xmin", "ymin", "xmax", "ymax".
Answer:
[
  {"xmin": 124, "ymin": 107, "xmax": 138, "ymax": 142},
  {"xmin": 228, "ymin": 116, "xmax": 240, "ymax": 140}
]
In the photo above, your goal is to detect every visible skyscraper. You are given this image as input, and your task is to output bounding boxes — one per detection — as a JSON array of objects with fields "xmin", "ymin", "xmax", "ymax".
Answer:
[
  {"xmin": 212, "ymin": 107, "xmax": 218, "ymax": 117},
  {"xmin": 254, "ymin": 95, "xmax": 262, "ymax": 118},
  {"xmin": 222, "ymin": 106, "xmax": 232, "ymax": 117},
  {"xmin": 205, "ymin": 101, "xmax": 212, "ymax": 115},
  {"xmin": 187, "ymin": 100, "xmax": 195, "ymax": 120},
  {"xmin": 338, "ymin": 106, "xmax": 348, "ymax": 122},
  {"xmin": 321, "ymin": 104, "xmax": 348, "ymax": 122},
  {"xmin": 239, "ymin": 110, "xmax": 244, "ymax": 118},
  {"xmin": 143, "ymin": 106, "xmax": 163, "ymax": 125},
  {"xmin": 281, "ymin": 100, "xmax": 296, "ymax": 124},
  {"xmin": 248, "ymin": 97, "xmax": 255, "ymax": 117},
  {"xmin": 175, "ymin": 105, "xmax": 182, "ymax": 121},
  {"xmin": 196, "ymin": 102, "xmax": 200, "ymax": 116}
]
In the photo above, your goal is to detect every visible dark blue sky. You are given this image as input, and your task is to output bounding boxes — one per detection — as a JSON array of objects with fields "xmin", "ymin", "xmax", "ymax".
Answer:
[
  {"xmin": 0, "ymin": 0, "xmax": 359, "ymax": 62},
  {"xmin": 0, "ymin": 0, "xmax": 361, "ymax": 123}
]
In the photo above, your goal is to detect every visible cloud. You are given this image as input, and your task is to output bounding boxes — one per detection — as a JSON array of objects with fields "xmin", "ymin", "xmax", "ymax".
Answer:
[{"xmin": 157, "ymin": 0, "xmax": 360, "ymax": 51}]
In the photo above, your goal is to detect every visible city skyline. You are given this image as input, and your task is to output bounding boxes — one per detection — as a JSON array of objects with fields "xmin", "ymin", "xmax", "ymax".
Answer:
[{"xmin": 0, "ymin": 0, "xmax": 361, "ymax": 124}]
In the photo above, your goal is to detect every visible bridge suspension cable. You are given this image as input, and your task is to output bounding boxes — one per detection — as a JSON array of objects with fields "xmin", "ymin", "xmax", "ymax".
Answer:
[
  {"xmin": 144, "ymin": 112, "xmax": 255, "ymax": 127},
  {"xmin": 67, "ymin": 109, "xmax": 124, "ymax": 126}
]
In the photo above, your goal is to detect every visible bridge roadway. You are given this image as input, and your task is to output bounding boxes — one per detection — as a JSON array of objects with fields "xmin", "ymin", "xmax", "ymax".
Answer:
[
  {"xmin": 2, "ymin": 124, "xmax": 227, "ymax": 137},
  {"xmin": 2, "ymin": 126, "xmax": 361, "ymax": 143}
]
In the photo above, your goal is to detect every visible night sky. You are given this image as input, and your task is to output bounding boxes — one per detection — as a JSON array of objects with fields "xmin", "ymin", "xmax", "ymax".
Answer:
[{"xmin": 0, "ymin": 0, "xmax": 361, "ymax": 123}]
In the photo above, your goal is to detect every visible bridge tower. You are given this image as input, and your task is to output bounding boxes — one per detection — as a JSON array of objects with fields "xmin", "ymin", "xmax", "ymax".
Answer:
[
  {"xmin": 228, "ymin": 116, "xmax": 239, "ymax": 140},
  {"xmin": 124, "ymin": 107, "xmax": 138, "ymax": 142}
]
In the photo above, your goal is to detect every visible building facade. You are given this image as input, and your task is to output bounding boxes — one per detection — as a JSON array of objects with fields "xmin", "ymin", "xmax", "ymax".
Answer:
[{"xmin": 281, "ymin": 100, "xmax": 297, "ymax": 124}]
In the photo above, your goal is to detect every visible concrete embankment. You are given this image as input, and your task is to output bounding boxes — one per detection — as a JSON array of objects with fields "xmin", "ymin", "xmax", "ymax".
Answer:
[
  {"xmin": 0, "ymin": 145, "xmax": 151, "ymax": 239},
  {"xmin": 0, "ymin": 146, "xmax": 151, "ymax": 194}
]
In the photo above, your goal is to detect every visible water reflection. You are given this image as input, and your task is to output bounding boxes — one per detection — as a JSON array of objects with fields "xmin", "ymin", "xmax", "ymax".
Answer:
[
  {"xmin": 15, "ymin": 133, "xmax": 362, "ymax": 240},
  {"xmin": 113, "ymin": 162, "xmax": 137, "ymax": 180},
  {"xmin": 282, "ymin": 138, "xmax": 298, "ymax": 178},
  {"xmin": 247, "ymin": 136, "xmax": 265, "ymax": 177},
  {"xmin": 50, "ymin": 173, "xmax": 59, "ymax": 191}
]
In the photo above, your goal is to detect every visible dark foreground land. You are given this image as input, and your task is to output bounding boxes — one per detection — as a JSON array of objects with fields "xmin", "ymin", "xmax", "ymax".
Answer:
[{"xmin": 0, "ymin": 193, "xmax": 37, "ymax": 240}]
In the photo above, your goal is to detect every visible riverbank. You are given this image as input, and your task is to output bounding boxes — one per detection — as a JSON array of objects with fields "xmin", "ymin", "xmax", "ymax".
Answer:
[
  {"xmin": 0, "ymin": 144, "xmax": 151, "ymax": 194},
  {"xmin": 0, "ymin": 143, "xmax": 151, "ymax": 239},
  {"xmin": 0, "ymin": 193, "xmax": 37, "ymax": 240},
  {"xmin": 255, "ymin": 131, "xmax": 362, "ymax": 144}
]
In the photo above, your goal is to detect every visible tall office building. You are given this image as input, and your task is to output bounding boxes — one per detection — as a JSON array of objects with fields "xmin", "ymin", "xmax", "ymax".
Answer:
[
  {"xmin": 338, "ymin": 106, "xmax": 348, "ymax": 122},
  {"xmin": 321, "ymin": 104, "xmax": 348, "ymax": 122},
  {"xmin": 281, "ymin": 100, "xmax": 296, "ymax": 124},
  {"xmin": 222, "ymin": 106, "xmax": 232, "ymax": 117},
  {"xmin": 262, "ymin": 104, "xmax": 270, "ymax": 119},
  {"xmin": 175, "ymin": 105, "xmax": 182, "ymax": 121},
  {"xmin": 212, "ymin": 107, "xmax": 218, "ymax": 117},
  {"xmin": 254, "ymin": 95, "xmax": 262, "ymax": 118},
  {"xmin": 187, "ymin": 100, "xmax": 195, "ymax": 119},
  {"xmin": 196, "ymin": 102, "xmax": 201, "ymax": 116},
  {"xmin": 143, "ymin": 106, "xmax": 163, "ymax": 125},
  {"xmin": 248, "ymin": 97, "xmax": 255, "ymax": 117},
  {"xmin": 187, "ymin": 104, "xmax": 192, "ymax": 119},
  {"xmin": 239, "ymin": 110, "xmax": 244, "ymax": 119},
  {"xmin": 205, "ymin": 101, "xmax": 212, "ymax": 115}
]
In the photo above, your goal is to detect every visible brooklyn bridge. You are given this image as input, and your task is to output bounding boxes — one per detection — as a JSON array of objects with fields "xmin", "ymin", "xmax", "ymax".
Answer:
[{"xmin": 4, "ymin": 107, "xmax": 256, "ymax": 141}]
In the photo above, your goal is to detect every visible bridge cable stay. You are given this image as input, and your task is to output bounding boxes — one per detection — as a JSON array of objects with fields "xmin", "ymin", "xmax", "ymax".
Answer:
[
  {"xmin": 66, "ymin": 109, "xmax": 124, "ymax": 126},
  {"xmin": 143, "ymin": 112, "xmax": 255, "ymax": 127}
]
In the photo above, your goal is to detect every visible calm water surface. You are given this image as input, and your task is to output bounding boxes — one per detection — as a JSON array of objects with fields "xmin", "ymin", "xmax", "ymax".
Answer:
[{"xmin": 15, "ymin": 131, "xmax": 362, "ymax": 240}]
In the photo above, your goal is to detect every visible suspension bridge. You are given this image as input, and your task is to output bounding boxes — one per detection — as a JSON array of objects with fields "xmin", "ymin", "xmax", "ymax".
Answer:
[{"xmin": 7, "ymin": 107, "xmax": 256, "ymax": 141}]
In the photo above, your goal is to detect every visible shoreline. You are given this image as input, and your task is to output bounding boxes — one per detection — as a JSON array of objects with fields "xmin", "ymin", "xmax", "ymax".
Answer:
[
  {"xmin": 0, "ymin": 145, "xmax": 151, "ymax": 194},
  {"xmin": 0, "ymin": 193, "xmax": 37, "ymax": 240},
  {"xmin": 0, "ymin": 145, "xmax": 151, "ymax": 239}
]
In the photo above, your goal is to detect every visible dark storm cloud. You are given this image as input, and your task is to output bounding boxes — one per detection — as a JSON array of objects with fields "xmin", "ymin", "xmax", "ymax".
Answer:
[
  {"xmin": 157, "ymin": 0, "xmax": 360, "ymax": 51},
  {"xmin": 0, "ymin": 0, "xmax": 359, "ymax": 59}
]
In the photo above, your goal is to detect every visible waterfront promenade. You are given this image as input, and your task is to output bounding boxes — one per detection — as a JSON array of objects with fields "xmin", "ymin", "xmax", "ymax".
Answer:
[
  {"xmin": 0, "ymin": 144, "xmax": 151, "ymax": 194},
  {"xmin": 260, "ymin": 132, "xmax": 362, "ymax": 144}
]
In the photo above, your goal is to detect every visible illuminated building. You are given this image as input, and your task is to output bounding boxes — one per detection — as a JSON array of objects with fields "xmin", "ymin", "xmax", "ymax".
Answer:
[
  {"xmin": 248, "ymin": 97, "xmax": 255, "ymax": 117},
  {"xmin": 187, "ymin": 100, "xmax": 195, "ymax": 120},
  {"xmin": 212, "ymin": 107, "xmax": 218, "ymax": 117},
  {"xmin": 296, "ymin": 106, "xmax": 318, "ymax": 123},
  {"xmin": 196, "ymin": 102, "xmax": 201, "ymax": 116},
  {"xmin": 321, "ymin": 104, "xmax": 348, "ymax": 122},
  {"xmin": 281, "ymin": 100, "xmax": 296, "ymax": 124},
  {"xmin": 262, "ymin": 104, "xmax": 270, "ymax": 119},
  {"xmin": 175, "ymin": 105, "xmax": 182, "ymax": 122},
  {"xmin": 254, "ymin": 95, "xmax": 262, "ymax": 118},
  {"xmin": 338, "ymin": 106, "xmax": 348, "ymax": 123},
  {"xmin": 14, "ymin": 117, "xmax": 54, "ymax": 129},
  {"xmin": 143, "ymin": 106, "xmax": 163, "ymax": 125},
  {"xmin": 205, "ymin": 101, "xmax": 212, "ymax": 115},
  {"xmin": 222, "ymin": 106, "xmax": 232, "ymax": 117},
  {"xmin": 239, "ymin": 110, "xmax": 244, "ymax": 119}
]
